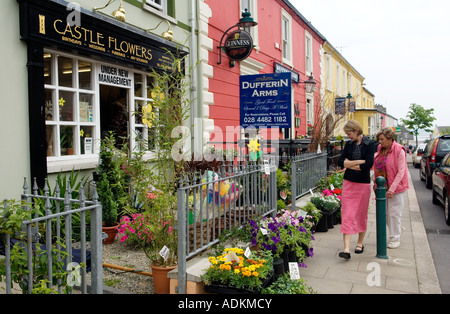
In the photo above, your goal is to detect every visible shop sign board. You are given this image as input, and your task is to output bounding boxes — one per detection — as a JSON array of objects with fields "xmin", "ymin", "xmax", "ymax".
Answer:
[
  {"xmin": 19, "ymin": 0, "xmax": 186, "ymax": 71},
  {"xmin": 240, "ymin": 73, "xmax": 292, "ymax": 128},
  {"xmin": 274, "ymin": 62, "xmax": 299, "ymax": 83}
]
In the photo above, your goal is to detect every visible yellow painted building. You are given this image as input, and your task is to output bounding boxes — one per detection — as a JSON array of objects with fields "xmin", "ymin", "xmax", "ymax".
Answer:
[{"xmin": 320, "ymin": 42, "xmax": 377, "ymax": 138}]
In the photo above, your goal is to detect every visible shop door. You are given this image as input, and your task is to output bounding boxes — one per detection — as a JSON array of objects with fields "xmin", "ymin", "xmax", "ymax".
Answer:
[{"xmin": 100, "ymin": 84, "xmax": 129, "ymax": 148}]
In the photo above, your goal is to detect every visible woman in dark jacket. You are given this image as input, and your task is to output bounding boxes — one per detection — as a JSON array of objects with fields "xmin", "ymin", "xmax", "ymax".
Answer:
[{"xmin": 337, "ymin": 120, "xmax": 375, "ymax": 260}]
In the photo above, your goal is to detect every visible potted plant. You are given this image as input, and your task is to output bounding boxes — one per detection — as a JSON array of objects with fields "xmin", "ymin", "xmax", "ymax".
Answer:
[
  {"xmin": 96, "ymin": 132, "xmax": 127, "ymax": 244},
  {"xmin": 261, "ymin": 273, "xmax": 315, "ymax": 294},
  {"xmin": 202, "ymin": 248, "xmax": 273, "ymax": 294},
  {"xmin": 117, "ymin": 189, "xmax": 178, "ymax": 294}
]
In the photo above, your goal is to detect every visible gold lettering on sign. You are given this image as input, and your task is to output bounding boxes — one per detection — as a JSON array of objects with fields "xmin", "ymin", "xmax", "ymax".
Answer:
[{"xmin": 39, "ymin": 14, "xmax": 46, "ymax": 34}]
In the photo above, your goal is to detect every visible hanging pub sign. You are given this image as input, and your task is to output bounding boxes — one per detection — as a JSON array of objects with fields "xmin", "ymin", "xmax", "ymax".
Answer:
[
  {"xmin": 335, "ymin": 97, "xmax": 346, "ymax": 115},
  {"xmin": 274, "ymin": 62, "xmax": 300, "ymax": 83},
  {"xmin": 240, "ymin": 73, "xmax": 292, "ymax": 128},
  {"xmin": 224, "ymin": 30, "xmax": 253, "ymax": 62}
]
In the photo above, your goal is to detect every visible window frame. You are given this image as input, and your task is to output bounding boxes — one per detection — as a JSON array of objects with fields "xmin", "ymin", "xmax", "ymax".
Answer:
[
  {"xmin": 44, "ymin": 49, "xmax": 159, "ymax": 173},
  {"xmin": 305, "ymin": 31, "xmax": 313, "ymax": 76},
  {"xmin": 281, "ymin": 8, "xmax": 293, "ymax": 66}
]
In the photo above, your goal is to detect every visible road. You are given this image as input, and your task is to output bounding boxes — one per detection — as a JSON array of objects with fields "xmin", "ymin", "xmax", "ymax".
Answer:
[{"xmin": 409, "ymin": 163, "xmax": 450, "ymax": 293}]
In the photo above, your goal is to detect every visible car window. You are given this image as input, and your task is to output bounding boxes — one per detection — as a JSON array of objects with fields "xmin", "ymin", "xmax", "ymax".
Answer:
[
  {"xmin": 438, "ymin": 138, "xmax": 450, "ymax": 152},
  {"xmin": 425, "ymin": 140, "xmax": 435, "ymax": 154}
]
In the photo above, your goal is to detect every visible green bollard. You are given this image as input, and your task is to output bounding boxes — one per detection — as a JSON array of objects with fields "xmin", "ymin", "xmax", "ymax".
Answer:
[{"xmin": 375, "ymin": 176, "xmax": 389, "ymax": 259}]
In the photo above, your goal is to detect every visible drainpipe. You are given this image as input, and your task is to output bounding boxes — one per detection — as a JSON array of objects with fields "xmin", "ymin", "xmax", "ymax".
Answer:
[{"xmin": 190, "ymin": 0, "xmax": 201, "ymax": 158}]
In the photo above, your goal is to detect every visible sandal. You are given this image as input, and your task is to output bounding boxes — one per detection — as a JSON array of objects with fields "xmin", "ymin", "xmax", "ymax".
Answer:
[
  {"xmin": 355, "ymin": 245, "xmax": 364, "ymax": 254},
  {"xmin": 339, "ymin": 251, "xmax": 351, "ymax": 260}
]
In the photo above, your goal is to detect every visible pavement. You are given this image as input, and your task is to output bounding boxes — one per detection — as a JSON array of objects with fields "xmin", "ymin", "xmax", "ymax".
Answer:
[{"xmin": 297, "ymin": 154, "xmax": 442, "ymax": 294}]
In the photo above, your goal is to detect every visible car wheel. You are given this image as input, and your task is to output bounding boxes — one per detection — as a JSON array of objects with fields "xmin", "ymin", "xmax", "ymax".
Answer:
[
  {"xmin": 432, "ymin": 187, "xmax": 440, "ymax": 205},
  {"xmin": 445, "ymin": 195, "xmax": 450, "ymax": 226},
  {"xmin": 426, "ymin": 173, "xmax": 432, "ymax": 189}
]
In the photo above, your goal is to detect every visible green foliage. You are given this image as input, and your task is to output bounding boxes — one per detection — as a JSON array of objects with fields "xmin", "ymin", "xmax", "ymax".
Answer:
[
  {"xmin": 1, "ymin": 200, "xmax": 85, "ymax": 294},
  {"xmin": 96, "ymin": 132, "xmax": 127, "ymax": 226},
  {"xmin": 277, "ymin": 199, "xmax": 286, "ymax": 210},
  {"xmin": 261, "ymin": 273, "xmax": 315, "ymax": 294},
  {"xmin": 401, "ymin": 103, "xmax": 436, "ymax": 146}
]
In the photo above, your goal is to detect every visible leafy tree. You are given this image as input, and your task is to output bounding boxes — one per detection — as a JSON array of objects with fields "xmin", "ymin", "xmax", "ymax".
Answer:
[{"xmin": 400, "ymin": 103, "xmax": 436, "ymax": 147}]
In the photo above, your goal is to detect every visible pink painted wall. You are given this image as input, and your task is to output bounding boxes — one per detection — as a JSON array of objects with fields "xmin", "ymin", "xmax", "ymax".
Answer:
[{"xmin": 206, "ymin": 0, "xmax": 324, "ymax": 148}]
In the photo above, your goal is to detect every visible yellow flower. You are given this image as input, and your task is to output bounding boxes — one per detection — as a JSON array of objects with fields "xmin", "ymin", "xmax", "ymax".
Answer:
[
  {"xmin": 142, "ymin": 104, "xmax": 156, "ymax": 128},
  {"xmin": 247, "ymin": 139, "xmax": 260, "ymax": 153},
  {"xmin": 252, "ymin": 271, "xmax": 258, "ymax": 277},
  {"xmin": 80, "ymin": 129, "xmax": 85, "ymax": 137},
  {"xmin": 234, "ymin": 269, "xmax": 240, "ymax": 274},
  {"xmin": 59, "ymin": 98, "xmax": 65, "ymax": 107}
]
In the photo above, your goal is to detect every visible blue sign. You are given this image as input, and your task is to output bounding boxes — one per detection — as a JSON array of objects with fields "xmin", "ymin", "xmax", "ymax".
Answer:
[
  {"xmin": 240, "ymin": 73, "xmax": 292, "ymax": 128},
  {"xmin": 335, "ymin": 97, "xmax": 346, "ymax": 115}
]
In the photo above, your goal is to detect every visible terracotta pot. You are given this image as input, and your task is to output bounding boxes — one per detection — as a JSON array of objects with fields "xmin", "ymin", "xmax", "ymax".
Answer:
[
  {"xmin": 151, "ymin": 264, "xmax": 177, "ymax": 294},
  {"xmin": 102, "ymin": 223, "xmax": 118, "ymax": 245}
]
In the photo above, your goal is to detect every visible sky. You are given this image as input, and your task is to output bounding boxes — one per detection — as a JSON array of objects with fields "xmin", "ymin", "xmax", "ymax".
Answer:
[{"xmin": 289, "ymin": 0, "xmax": 450, "ymax": 127}]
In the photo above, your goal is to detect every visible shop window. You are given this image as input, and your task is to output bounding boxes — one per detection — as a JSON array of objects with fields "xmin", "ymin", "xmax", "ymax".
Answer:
[
  {"xmin": 134, "ymin": 73, "xmax": 157, "ymax": 151},
  {"xmin": 44, "ymin": 51, "xmax": 95, "ymax": 160}
]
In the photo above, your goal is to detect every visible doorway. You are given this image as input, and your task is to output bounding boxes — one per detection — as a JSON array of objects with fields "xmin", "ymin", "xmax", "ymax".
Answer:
[{"xmin": 100, "ymin": 85, "xmax": 129, "ymax": 148}]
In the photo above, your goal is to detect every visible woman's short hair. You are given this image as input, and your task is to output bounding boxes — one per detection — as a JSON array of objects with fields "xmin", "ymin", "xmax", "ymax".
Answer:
[
  {"xmin": 343, "ymin": 120, "xmax": 363, "ymax": 136},
  {"xmin": 376, "ymin": 127, "xmax": 395, "ymax": 140}
]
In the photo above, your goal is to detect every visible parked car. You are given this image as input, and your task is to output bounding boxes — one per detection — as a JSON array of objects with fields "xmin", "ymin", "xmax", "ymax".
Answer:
[
  {"xmin": 412, "ymin": 143, "xmax": 426, "ymax": 168},
  {"xmin": 431, "ymin": 152, "xmax": 450, "ymax": 225},
  {"xmin": 420, "ymin": 135, "xmax": 450, "ymax": 189}
]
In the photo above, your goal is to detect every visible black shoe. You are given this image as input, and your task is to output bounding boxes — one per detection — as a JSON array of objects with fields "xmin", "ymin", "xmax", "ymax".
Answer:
[
  {"xmin": 339, "ymin": 252, "xmax": 351, "ymax": 260},
  {"xmin": 355, "ymin": 245, "xmax": 364, "ymax": 254}
]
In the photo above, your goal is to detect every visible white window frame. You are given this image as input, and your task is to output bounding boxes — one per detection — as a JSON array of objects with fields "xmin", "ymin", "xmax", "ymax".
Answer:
[
  {"xmin": 305, "ymin": 31, "xmax": 313, "ymax": 76},
  {"xmin": 336, "ymin": 63, "xmax": 341, "ymax": 95},
  {"xmin": 44, "ymin": 50, "xmax": 158, "ymax": 173},
  {"xmin": 44, "ymin": 50, "xmax": 99, "ymax": 172},
  {"xmin": 281, "ymin": 8, "xmax": 293, "ymax": 66},
  {"xmin": 306, "ymin": 96, "xmax": 314, "ymax": 127},
  {"xmin": 326, "ymin": 54, "xmax": 332, "ymax": 91},
  {"xmin": 145, "ymin": 0, "xmax": 167, "ymax": 13}
]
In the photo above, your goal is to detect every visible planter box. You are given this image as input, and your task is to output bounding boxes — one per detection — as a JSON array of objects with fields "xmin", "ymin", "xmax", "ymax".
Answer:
[{"xmin": 203, "ymin": 271, "xmax": 274, "ymax": 294}]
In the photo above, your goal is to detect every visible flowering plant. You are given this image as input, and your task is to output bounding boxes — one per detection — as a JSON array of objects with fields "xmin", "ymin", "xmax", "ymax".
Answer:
[
  {"xmin": 248, "ymin": 210, "xmax": 315, "ymax": 261},
  {"xmin": 202, "ymin": 248, "xmax": 273, "ymax": 291},
  {"xmin": 310, "ymin": 194, "xmax": 340, "ymax": 212},
  {"xmin": 117, "ymin": 212, "xmax": 177, "ymax": 266},
  {"xmin": 117, "ymin": 191, "xmax": 178, "ymax": 267}
]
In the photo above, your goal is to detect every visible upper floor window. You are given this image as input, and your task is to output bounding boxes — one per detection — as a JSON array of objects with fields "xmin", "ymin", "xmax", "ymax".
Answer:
[
  {"xmin": 146, "ymin": 0, "xmax": 167, "ymax": 13},
  {"xmin": 305, "ymin": 31, "xmax": 313, "ymax": 75},
  {"xmin": 281, "ymin": 9, "xmax": 292, "ymax": 66}
]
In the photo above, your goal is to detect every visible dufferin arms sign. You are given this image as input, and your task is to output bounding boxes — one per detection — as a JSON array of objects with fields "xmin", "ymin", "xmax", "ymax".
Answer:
[{"xmin": 20, "ymin": 1, "xmax": 182, "ymax": 71}]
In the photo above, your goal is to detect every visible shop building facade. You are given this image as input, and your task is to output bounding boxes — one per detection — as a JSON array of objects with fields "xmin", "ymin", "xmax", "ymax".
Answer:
[{"xmin": 1, "ymin": 0, "xmax": 192, "ymax": 198}]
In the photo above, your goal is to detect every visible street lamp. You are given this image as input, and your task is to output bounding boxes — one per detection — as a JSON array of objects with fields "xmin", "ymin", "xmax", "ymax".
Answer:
[
  {"xmin": 217, "ymin": 9, "xmax": 258, "ymax": 65},
  {"xmin": 302, "ymin": 75, "xmax": 316, "ymax": 93}
]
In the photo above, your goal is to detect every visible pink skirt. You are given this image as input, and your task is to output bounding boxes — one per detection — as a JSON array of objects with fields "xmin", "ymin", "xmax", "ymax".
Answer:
[{"xmin": 340, "ymin": 179, "xmax": 371, "ymax": 235}]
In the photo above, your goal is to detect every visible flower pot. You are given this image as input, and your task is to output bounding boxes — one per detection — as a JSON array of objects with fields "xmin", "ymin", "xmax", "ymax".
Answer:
[
  {"xmin": 102, "ymin": 223, "xmax": 118, "ymax": 245},
  {"xmin": 316, "ymin": 215, "xmax": 328, "ymax": 232},
  {"xmin": 273, "ymin": 257, "xmax": 284, "ymax": 277},
  {"xmin": 151, "ymin": 264, "xmax": 177, "ymax": 294},
  {"xmin": 326, "ymin": 213, "xmax": 334, "ymax": 229}
]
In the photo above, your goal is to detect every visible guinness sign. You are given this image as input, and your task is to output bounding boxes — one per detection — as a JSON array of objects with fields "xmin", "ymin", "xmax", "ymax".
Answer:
[{"xmin": 223, "ymin": 30, "xmax": 253, "ymax": 62}]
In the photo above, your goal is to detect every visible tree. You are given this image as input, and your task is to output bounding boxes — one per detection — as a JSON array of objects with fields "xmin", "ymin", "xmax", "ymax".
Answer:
[{"xmin": 400, "ymin": 103, "xmax": 436, "ymax": 148}]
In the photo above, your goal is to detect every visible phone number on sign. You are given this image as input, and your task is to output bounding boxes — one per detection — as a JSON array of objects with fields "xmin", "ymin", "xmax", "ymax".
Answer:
[{"xmin": 243, "ymin": 116, "xmax": 287, "ymax": 123}]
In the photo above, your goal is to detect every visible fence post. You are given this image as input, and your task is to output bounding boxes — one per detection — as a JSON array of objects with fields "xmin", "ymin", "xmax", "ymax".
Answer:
[
  {"xmin": 90, "ymin": 184, "xmax": 103, "ymax": 294},
  {"xmin": 291, "ymin": 156, "xmax": 297, "ymax": 206},
  {"xmin": 177, "ymin": 180, "xmax": 187, "ymax": 294},
  {"xmin": 375, "ymin": 176, "xmax": 388, "ymax": 259}
]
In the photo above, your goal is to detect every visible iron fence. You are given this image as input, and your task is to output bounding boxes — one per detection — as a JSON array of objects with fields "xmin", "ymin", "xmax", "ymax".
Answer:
[
  {"xmin": 176, "ymin": 161, "xmax": 277, "ymax": 293},
  {"xmin": 1, "ymin": 178, "xmax": 103, "ymax": 294},
  {"xmin": 291, "ymin": 152, "xmax": 328, "ymax": 201}
]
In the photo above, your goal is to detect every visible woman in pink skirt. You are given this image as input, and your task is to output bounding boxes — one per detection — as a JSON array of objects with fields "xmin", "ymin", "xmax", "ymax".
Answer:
[{"xmin": 337, "ymin": 120, "xmax": 375, "ymax": 260}]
